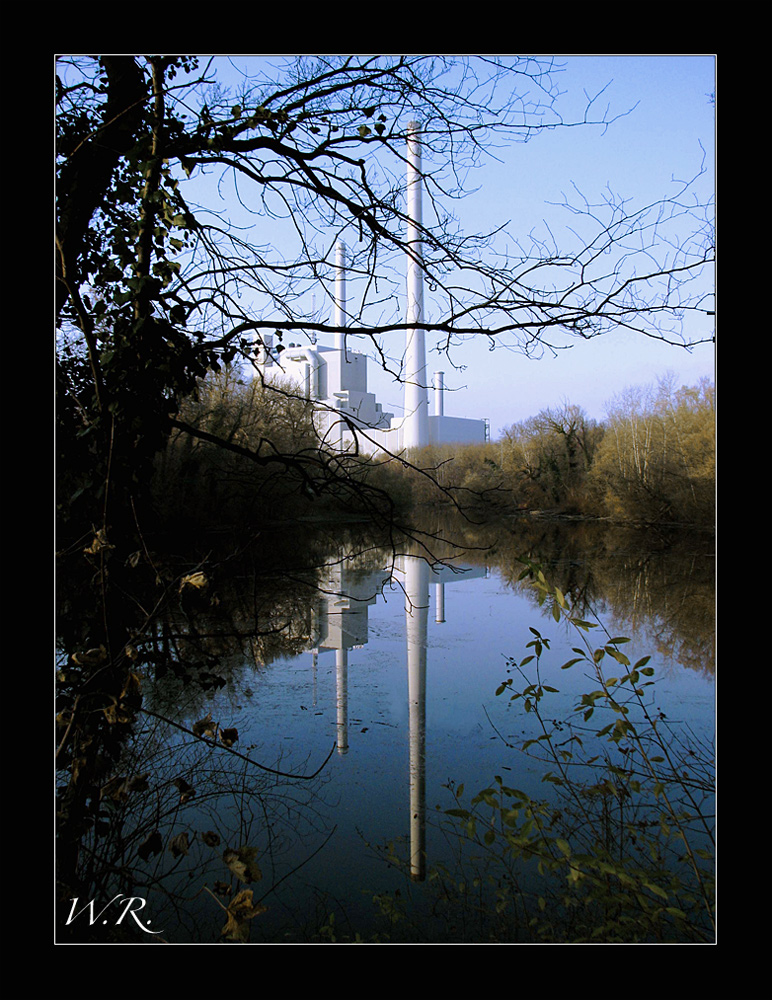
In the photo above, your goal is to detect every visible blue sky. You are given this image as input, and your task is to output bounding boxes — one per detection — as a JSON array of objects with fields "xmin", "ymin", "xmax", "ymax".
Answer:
[
  {"xmin": 365, "ymin": 54, "xmax": 716, "ymax": 436},
  {"xmin": 195, "ymin": 55, "xmax": 716, "ymax": 438}
]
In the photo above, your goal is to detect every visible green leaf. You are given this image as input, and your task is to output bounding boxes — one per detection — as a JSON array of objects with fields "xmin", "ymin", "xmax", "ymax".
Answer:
[
  {"xmin": 570, "ymin": 619, "xmax": 597, "ymax": 631},
  {"xmin": 560, "ymin": 657, "xmax": 584, "ymax": 670}
]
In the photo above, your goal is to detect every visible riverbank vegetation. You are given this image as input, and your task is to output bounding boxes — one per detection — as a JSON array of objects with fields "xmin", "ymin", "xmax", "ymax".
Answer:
[
  {"xmin": 401, "ymin": 374, "xmax": 714, "ymax": 527},
  {"xmin": 149, "ymin": 367, "xmax": 714, "ymax": 535}
]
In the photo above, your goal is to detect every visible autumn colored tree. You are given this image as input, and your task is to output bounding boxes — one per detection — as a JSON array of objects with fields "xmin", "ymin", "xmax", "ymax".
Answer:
[
  {"xmin": 589, "ymin": 375, "xmax": 714, "ymax": 525},
  {"xmin": 500, "ymin": 403, "xmax": 604, "ymax": 510}
]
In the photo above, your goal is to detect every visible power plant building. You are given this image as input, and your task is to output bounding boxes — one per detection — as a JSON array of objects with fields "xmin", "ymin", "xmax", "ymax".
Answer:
[
  {"xmin": 254, "ymin": 125, "xmax": 487, "ymax": 455},
  {"xmin": 254, "ymin": 335, "xmax": 487, "ymax": 454}
]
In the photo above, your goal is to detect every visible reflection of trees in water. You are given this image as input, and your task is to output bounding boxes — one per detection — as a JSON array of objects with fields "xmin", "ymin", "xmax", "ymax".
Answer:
[
  {"xmin": 139, "ymin": 579, "xmax": 319, "ymax": 723},
  {"xmin": 587, "ymin": 531, "xmax": 714, "ymax": 677},
  {"xmin": 56, "ymin": 515, "xmax": 713, "ymax": 941},
  {"xmin": 428, "ymin": 515, "xmax": 715, "ymax": 677},
  {"xmin": 59, "ymin": 702, "xmax": 337, "ymax": 942},
  {"xmin": 137, "ymin": 524, "xmax": 402, "ymax": 717},
  {"xmin": 56, "ymin": 521, "xmax": 404, "ymax": 942}
]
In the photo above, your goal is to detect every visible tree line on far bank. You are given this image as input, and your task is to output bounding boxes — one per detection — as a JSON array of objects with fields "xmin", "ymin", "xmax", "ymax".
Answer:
[
  {"xmin": 151, "ymin": 369, "xmax": 714, "ymax": 533},
  {"xmin": 412, "ymin": 372, "xmax": 714, "ymax": 526}
]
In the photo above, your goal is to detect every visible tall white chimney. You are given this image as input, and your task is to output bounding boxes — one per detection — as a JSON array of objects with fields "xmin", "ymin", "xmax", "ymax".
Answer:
[
  {"xmin": 334, "ymin": 240, "xmax": 347, "ymax": 355},
  {"xmin": 404, "ymin": 122, "xmax": 429, "ymax": 450}
]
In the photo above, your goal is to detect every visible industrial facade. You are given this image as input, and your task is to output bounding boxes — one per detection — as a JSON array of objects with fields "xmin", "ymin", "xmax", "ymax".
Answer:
[{"xmin": 254, "ymin": 125, "xmax": 488, "ymax": 456}]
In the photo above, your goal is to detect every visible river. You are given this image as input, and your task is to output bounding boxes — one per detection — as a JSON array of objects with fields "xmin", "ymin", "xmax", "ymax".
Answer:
[{"xmin": 59, "ymin": 516, "xmax": 715, "ymax": 943}]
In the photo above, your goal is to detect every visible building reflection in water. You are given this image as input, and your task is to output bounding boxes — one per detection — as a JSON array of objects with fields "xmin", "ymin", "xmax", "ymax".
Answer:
[{"xmin": 310, "ymin": 553, "xmax": 488, "ymax": 881}]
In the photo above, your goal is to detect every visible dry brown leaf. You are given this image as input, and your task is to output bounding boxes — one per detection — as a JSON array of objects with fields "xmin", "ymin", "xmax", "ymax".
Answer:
[
  {"xmin": 72, "ymin": 645, "xmax": 107, "ymax": 668},
  {"xmin": 102, "ymin": 698, "xmax": 133, "ymax": 725},
  {"xmin": 220, "ymin": 889, "xmax": 267, "ymax": 942},
  {"xmin": 223, "ymin": 845, "xmax": 262, "ymax": 884},
  {"xmin": 83, "ymin": 529, "xmax": 114, "ymax": 555},
  {"xmin": 169, "ymin": 831, "xmax": 191, "ymax": 857},
  {"xmin": 179, "ymin": 571, "xmax": 208, "ymax": 593},
  {"xmin": 173, "ymin": 777, "xmax": 196, "ymax": 802},
  {"xmin": 192, "ymin": 713, "xmax": 216, "ymax": 739},
  {"xmin": 137, "ymin": 830, "xmax": 163, "ymax": 861},
  {"xmin": 100, "ymin": 775, "xmax": 128, "ymax": 802}
]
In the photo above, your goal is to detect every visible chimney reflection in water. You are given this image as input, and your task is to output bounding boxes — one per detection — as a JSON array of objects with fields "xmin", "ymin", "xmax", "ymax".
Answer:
[
  {"xmin": 311, "ymin": 556, "xmax": 486, "ymax": 883},
  {"xmin": 404, "ymin": 556, "xmax": 429, "ymax": 882}
]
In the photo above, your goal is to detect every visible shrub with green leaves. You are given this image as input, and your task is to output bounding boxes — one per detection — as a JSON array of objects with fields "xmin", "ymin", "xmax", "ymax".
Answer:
[{"xmin": 425, "ymin": 559, "xmax": 714, "ymax": 943}]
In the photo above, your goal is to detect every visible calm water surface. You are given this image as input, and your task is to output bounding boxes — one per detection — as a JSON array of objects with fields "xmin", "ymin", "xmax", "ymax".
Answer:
[{"xmin": 135, "ymin": 521, "xmax": 714, "ymax": 942}]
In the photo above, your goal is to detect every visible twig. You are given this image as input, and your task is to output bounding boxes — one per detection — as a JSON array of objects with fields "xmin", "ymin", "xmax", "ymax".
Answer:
[{"xmin": 140, "ymin": 708, "xmax": 336, "ymax": 780}]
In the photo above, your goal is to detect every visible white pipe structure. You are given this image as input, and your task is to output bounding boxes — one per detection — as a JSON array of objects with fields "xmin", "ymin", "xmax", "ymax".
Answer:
[
  {"xmin": 435, "ymin": 581, "xmax": 445, "ymax": 623},
  {"xmin": 285, "ymin": 345, "xmax": 322, "ymax": 400},
  {"xmin": 433, "ymin": 371, "xmax": 445, "ymax": 417},
  {"xmin": 403, "ymin": 123, "xmax": 429, "ymax": 451}
]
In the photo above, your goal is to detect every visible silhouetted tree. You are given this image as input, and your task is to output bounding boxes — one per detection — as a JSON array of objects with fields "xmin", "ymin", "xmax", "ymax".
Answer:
[{"xmin": 56, "ymin": 55, "xmax": 714, "ymax": 549}]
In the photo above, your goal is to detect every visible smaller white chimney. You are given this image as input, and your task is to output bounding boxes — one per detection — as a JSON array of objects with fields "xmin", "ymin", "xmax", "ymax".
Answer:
[
  {"xmin": 256, "ymin": 332, "xmax": 274, "ymax": 367},
  {"xmin": 433, "ymin": 371, "xmax": 445, "ymax": 417}
]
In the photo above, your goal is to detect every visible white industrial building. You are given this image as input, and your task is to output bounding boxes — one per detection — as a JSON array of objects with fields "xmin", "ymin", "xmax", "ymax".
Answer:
[{"xmin": 254, "ymin": 125, "xmax": 488, "ymax": 456}]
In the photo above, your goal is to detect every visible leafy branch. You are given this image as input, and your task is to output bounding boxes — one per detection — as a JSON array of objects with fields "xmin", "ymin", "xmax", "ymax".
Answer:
[{"xmin": 436, "ymin": 557, "xmax": 714, "ymax": 942}]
